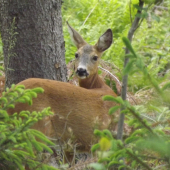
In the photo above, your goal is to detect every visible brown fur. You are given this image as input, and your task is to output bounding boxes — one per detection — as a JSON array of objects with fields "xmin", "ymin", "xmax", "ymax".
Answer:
[
  {"xmin": 8, "ymin": 23, "xmax": 117, "ymax": 166},
  {"xmin": 11, "ymin": 78, "xmax": 117, "ymax": 149}
]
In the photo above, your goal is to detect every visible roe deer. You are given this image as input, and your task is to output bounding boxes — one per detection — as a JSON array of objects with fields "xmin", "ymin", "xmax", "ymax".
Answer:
[{"xmin": 8, "ymin": 23, "xmax": 118, "ymax": 166}]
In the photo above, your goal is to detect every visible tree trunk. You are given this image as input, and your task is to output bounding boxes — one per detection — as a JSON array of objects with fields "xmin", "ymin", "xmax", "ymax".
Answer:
[{"xmin": 0, "ymin": 0, "xmax": 67, "ymax": 88}]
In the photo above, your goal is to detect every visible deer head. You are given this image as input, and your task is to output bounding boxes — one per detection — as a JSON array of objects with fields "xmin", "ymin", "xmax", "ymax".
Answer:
[{"xmin": 67, "ymin": 22, "xmax": 113, "ymax": 80}]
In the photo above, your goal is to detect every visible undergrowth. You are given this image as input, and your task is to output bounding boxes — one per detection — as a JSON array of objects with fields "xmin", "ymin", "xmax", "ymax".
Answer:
[
  {"xmin": 90, "ymin": 37, "xmax": 170, "ymax": 170},
  {"xmin": 0, "ymin": 84, "xmax": 57, "ymax": 170}
]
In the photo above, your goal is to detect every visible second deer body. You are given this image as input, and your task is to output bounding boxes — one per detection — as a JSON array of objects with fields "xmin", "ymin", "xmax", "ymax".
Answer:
[{"xmin": 8, "ymin": 23, "xmax": 118, "ymax": 165}]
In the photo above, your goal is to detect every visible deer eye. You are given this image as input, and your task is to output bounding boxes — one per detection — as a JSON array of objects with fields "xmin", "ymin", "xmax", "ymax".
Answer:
[
  {"xmin": 75, "ymin": 53, "xmax": 79, "ymax": 59},
  {"xmin": 93, "ymin": 56, "xmax": 98, "ymax": 61}
]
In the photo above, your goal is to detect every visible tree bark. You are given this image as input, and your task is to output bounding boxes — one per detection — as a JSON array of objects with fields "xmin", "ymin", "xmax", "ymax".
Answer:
[{"xmin": 0, "ymin": 0, "xmax": 67, "ymax": 88}]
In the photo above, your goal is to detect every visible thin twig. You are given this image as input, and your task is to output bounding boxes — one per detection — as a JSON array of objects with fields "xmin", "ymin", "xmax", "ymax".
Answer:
[
  {"xmin": 79, "ymin": 2, "xmax": 98, "ymax": 32},
  {"xmin": 99, "ymin": 65, "xmax": 137, "ymax": 104},
  {"xmin": 100, "ymin": 59, "xmax": 121, "ymax": 73},
  {"xmin": 126, "ymin": 149, "xmax": 152, "ymax": 170},
  {"xmin": 128, "ymin": 107, "xmax": 154, "ymax": 134},
  {"xmin": 98, "ymin": 66, "xmax": 121, "ymax": 86},
  {"xmin": 59, "ymin": 111, "xmax": 72, "ymax": 140},
  {"xmin": 70, "ymin": 143, "xmax": 79, "ymax": 166},
  {"xmin": 141, "ymin": 113, "xmax": 157, "ymax": 123},
  {"xmin": 129, "ymin": 0, "xmax": 132, "ymax": 24}
]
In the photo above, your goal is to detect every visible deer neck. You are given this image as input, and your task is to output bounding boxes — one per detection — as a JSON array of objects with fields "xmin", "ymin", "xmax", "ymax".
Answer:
[{"xmin": 79, "ymin": 72, "xmax": 105, "ymax": 89}]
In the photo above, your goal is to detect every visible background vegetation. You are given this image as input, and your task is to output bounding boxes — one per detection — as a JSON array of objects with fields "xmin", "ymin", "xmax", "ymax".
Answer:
[
  {"xmin": 62, "ymin": 0, "xmax": 170, "ymax": 92},
  {"xmin": 0, "ymin": 0, "xmax": 170, "ymax": 169}
]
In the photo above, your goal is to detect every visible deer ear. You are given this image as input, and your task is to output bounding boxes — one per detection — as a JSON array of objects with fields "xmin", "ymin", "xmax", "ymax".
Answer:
[
  {"xmin": 67, "ymin": 22, "xmax": 86, "ymax": 49},
  {"xmin": 94, "ymin": 29, "xmax": 113, "ymax": 52}
]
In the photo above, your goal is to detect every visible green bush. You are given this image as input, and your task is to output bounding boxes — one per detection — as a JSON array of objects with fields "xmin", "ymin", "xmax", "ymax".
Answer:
[{"xmin": 0, "ymin": 84, "xmax": 57, "ymax": 170}]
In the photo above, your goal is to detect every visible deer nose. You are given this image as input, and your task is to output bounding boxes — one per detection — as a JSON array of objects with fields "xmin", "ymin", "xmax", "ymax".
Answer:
[
  {"xmin": 76, "ymin": 67, "xmax": 88, "ymax": 77},
  {"xmin": 77, "ymin": 67, "xmax": 86, "ymax": 73}
]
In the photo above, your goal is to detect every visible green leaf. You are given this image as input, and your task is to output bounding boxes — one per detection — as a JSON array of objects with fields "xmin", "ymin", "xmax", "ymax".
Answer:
[
  {"xmin": 15, "ymin": 84, "xmax": 25, "ymax": 90},
  {"xmin": 118, "ymin": 165, "xmax": 126, "ymax": 170},
  {"xmin": 122, "ymin": 37, "xmax": 137, "ymax": 58},
  {"xmin": 103, "ymin": 96, "xmax": 124, "ymax": 105},
  {"xmin": 11, "ymin": 84, "xmax": 15, "ymax": 89},
  {"xmin": 0, "ymin": 133, "xmax": 6, "ymax": 145},
  {"xmin": 7, "ymin": 104, "xmax": 15, "ymax": 109},
  {"xmin": 109, "ymin": 106, "xmax": 120, "ymax": 115},
  {"xmin": 42, "ymin": 165, "xmax": 59, "ymax": 170},
  {"xmin": 0, "ymin": 97, "xmax": 8, "ymax": 103},
  {"xmin": 136, "ymin": 58, "xmax": 144, "ymax": 70},
  {"xmin": 0, "ymin": 110, "xmax": 9, "ymax": 119},
  {"xmin": 123, "ymin": 59, "xmax": 136, "ymax": 75},
  {"xmin": 38, "ymin": 142, "xmax": 53, "ymax": 154},
  {"xmin": 94, "ymin": 129, "xmax": 103, "ymax": 137},
  {"xmin": 111, "ymin": 140, "xmax": 118, "ymax": 150},
  {"xmin": 23, "ymin": 96, "xmax": 31, "ymax": 102},
  {"xmin": 91, "ymin": 143, "xmax": 100, "ymax": 152},
  {"xmin": 16, "ymin": 98, "xmax": 26, "ymax": 103},
  {"xmin": 102, "ymin": 129, "xmax": 113, "ymax": 139},
  {"xmin": 28, "ymin": 100, "xmax": 32, "ymax": 105},
  {"xmin": 0, "ymin": 66, "xmax": 4, "ymax": 70},
  {"xmin": 132, "ymin": 160, "xmax": 137, "ymax": 168},
  {"xmin": 162, "ymin": 82, "xmax": 170, "ymax": 91},
  {"xmin": 124, "ymin": 53, "xmax": 136, "ymax": 58},
  {"xmin": 103, "ymin": 95, "xmax": 115, "ymax": 101},
  {"xmin": 125, "ymin": 136, "xmax": 140, "ymax": 144},
  {"xmin": 133, "ymin": 4, "xmax": 143, "ymax": 10},
  {"xmin": 136, "ymin": 11, "xmax": 149, "ymax": 19},
  {"xmin": 99, "ymin": 137, "xmax": 111, "ymax": 151},
  {"xmin": 8, "ymin": 136, "xmax": 17, "ymax": 143},
  {"xmin": 14, "ymin": 160, "xmax": 25, "ymax": 170},
  {"xmin": 19, "ymin": 110, "xmax": 30, "ymax": 116},
  {"xmin": 89, "ymin": 163, "xmax": 106, "ymax": 170},
  {"xmin": 29, "ymin": 91, "xmax": 37, "ymax": 98},
  {"xmin": 151, "ymin": 14, "xmax": 160, "ymax": 22},
  {"xmin": 5, "ymin": 150, "xmax": 21, "ymax": 163},
  {"xmin": 25, "ymin": 139, "xmax": 34, "ymax": 157},
  {"xmin": 108, "ymin": 160, "xmax": 120, "ymax": 167},
  {"xmin": 32, "ymin": 140, "xmax": 43, "ymax": 152},
  {"xmin": 30, "ymin": 129, "xmax": 54, "ymax": 146},
  {"xmin": 19, "ymin": 112, "xmax": 29, "ymax": 118},
  {"xmin": 32, "ymin": 87, "xmax": 44, "ymax": 93},
  {"xmin": 99, "ymin": 156, "xmax": 112, "ymax": 163},
  {"xmin": 41, "ymin": 165, "xmax": 48, "ymax": 170}
]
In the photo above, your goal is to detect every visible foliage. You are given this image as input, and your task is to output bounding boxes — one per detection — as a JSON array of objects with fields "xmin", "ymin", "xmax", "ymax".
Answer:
[
  {"xmin": 0, "ymin": 84, "xmax": 57, "ymax": 170},
  {"xmin": 0, "ymin": 0, "xmax": 169, "ymax": 169},
  {"xmin": 62, "ymin": 0, "xmax": 136, "ymax": 63},
  {"xmin": 90, "ymin": 37, "xmax": 170, "ymax": 170},
  {"xmin": 62, "ymin": 0, "xmax": 170, "ymax": 92}
]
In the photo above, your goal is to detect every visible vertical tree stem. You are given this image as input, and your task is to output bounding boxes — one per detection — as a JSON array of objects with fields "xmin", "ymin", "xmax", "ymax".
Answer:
[
  {"xmin": 115, "ymin": 2, "xmax": 144, "ymax": 170},
  {"xmin": 117, "ymin": 0, "xmax": 144, "ymax": 140}
]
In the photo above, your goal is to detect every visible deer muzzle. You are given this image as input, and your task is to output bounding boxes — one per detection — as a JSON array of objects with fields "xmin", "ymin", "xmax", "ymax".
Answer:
[{"xmin": 76, "ymin": 67, "xmax": 89, "ymax": 78}]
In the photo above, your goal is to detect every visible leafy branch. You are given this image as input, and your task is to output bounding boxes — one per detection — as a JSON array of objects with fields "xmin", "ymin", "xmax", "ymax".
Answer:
[{"xmin": 0, "ymin": 84, "xmax": 57, "ymax": 170}]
